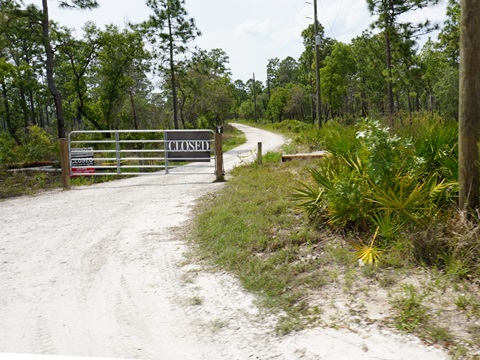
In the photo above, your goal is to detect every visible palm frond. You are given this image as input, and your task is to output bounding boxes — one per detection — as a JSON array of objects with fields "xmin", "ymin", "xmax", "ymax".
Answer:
[{"xmin": 352, "ymin": 227, "xmax": 383, "ymax": 265}]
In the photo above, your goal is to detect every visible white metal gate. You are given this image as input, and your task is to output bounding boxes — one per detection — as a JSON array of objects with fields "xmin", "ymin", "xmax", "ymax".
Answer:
[{"xmin": 68, "ymin": 129, "xmax": 218, "ymax": 177}]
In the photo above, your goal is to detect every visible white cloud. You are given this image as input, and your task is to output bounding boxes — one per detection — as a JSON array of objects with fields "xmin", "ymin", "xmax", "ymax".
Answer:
[
  {"xmin": 25, "ymin": 0, "xmax": 449, "ymax": 83},
  {"xmin": 234, "ymin": 18, "xmax": 274, "ymax": 37}
]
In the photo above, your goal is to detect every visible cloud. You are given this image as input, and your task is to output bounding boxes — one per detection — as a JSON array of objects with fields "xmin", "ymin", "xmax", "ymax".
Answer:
[
  {"xmin": 315, "ymin": 0, "xmax": 372, "ymax": 43},
  {"xmin": 234, "ymin": 18, "xmax": 274, "ymax": 37},
  {"xmin": 398, "ymin": 2, "xmax": 448, "ymax": 28}
]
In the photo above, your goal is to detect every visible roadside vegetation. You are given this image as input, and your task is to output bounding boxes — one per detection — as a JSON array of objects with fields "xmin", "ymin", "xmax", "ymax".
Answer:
[
  {"xmin": 1, "ymin": 113, "xmax": 479, "ymax": 358},
  {"xmin": 190, "ymin": 116, "xmax": 479, "ymax": 359}
]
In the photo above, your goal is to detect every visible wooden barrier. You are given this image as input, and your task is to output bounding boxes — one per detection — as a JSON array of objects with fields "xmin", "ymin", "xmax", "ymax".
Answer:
[{"xmin": 281, "ymin": 151, "xmax": 329, "ymax": 162}]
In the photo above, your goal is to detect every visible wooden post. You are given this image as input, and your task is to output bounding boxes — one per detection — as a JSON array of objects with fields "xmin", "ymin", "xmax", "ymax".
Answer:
[
  {"xmin": 459, "ymin": 0, "xmax": 480, "ymax": 211},
  {"xmin": 59, "ymin": 138, "xmax": 70, "ymax": 190},
  {"xmin": 313, "ymin": 0, "xmax": 322, "ymax": 128},
  {"xmin": 257, "ymin": 142, "xmax": 262, "ymax": 165},
  {"xmin": 215, "ymin": 126, "xmax": 224, "ymax": 182}
]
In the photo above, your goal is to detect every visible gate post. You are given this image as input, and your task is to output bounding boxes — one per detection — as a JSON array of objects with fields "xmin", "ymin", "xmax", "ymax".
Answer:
[
  {"xmin": 215, "ymin": 126, "xmax": 224, "ymax": 181},
  {"xmin": 59, "ymin": 138, "xmax": 70, "ymax": 190},
  {"xmin": 257, "ymin": 142, "xmax": 262, "ymax": 165},
  {"xmin": 115, "ymin": 131, "xmax": 121, "ymax": 175}
]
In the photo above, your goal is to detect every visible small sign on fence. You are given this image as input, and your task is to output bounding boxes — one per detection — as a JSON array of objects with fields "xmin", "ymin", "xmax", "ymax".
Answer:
[
  {"xmin": 165, "ymin": 131, "xmax": 211, "ymax": 162},
  {"xmin": 70, "ymin": 147, "xmax": 95, "ymax": 175}
]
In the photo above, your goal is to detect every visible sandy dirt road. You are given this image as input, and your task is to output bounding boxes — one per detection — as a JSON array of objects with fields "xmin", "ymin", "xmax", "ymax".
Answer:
[{"xmin": 0, "ymin": 123, "xmax": 449, "ymax": 360}]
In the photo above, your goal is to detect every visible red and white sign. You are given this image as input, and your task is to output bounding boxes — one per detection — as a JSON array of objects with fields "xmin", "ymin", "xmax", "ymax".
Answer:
[{"xmin": 71, "ymin": 147, "xmax": 95, "ymax": 176}]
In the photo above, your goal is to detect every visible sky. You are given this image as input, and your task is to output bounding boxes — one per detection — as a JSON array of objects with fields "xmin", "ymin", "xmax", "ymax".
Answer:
[{"xmin": 29, "ymin": 0, "xmax": 449, "ymax": 83}]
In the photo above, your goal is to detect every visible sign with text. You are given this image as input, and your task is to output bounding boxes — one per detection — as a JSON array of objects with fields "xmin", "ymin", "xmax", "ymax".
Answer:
[
  {"xmin": 71, "ymin": 147, "xmax": 95, "ymax": 175},
  {"xmin": 165, "ymin": 131, "xmax": 211, "ymax": 162}
]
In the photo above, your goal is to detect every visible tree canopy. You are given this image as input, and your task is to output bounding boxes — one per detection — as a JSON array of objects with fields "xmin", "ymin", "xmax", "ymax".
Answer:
[{"xmin": 0, "ymin": 0, "xmax": 460, "ymax": 136}]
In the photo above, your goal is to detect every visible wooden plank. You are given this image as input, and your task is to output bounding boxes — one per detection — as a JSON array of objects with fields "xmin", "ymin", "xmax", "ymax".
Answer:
[{"xmin": 281, "ymin": 151, "xmax": 329, "ymax": 162}]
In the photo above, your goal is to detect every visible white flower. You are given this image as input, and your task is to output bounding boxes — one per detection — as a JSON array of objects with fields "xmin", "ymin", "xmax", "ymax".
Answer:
[{"xmin": 414, "ymin": 156, "xmax": 426, "ymax": 165}]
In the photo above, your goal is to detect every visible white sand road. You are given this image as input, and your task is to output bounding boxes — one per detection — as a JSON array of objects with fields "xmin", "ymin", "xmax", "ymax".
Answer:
[{"xmin": 0, "ymin": 123, "xmax": 449, "ymax": 360}]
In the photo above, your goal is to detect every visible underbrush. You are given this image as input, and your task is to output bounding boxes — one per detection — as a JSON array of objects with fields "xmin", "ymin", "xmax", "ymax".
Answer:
[
  {"xmin": 190, "ymin": 154, "xmax": 479, "ymax": 357},
  {"xmin": 0, "ymin": 126, "xmax": 58, "ymax": 166},
  {"xmin": 0, "ymin": 170, "xmax": 63, "ymax": 199},
  {"xmin": 190, "ymin": 116, "xmax": 479, "ymax": 359},
  {"xmin": 292, "ymin": 118, "xmax": 473, "ymax": 276}
]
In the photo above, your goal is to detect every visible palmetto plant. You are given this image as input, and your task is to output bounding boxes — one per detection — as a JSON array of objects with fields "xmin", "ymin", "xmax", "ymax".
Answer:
[
  {"xmin": 368, "ymin": 175, "xmax": 454, "ymax": 225},
  {"xmin": 413, "ymin": 122, "xmax": 458, "ymax": 181},
  {"xmin": 293, "ymin": 155, "xmax": 371, "ymax": 226},
  {"xmin": 352, "ymin": 227, "xmax": 383, "ymax": 265},
  {"xmin": 370, "ymin": 209, "xmax": 405, "ymax": 240},
  {"xmin": 294, "ymin": 118, "xmax": 458, "ymax": 241}
]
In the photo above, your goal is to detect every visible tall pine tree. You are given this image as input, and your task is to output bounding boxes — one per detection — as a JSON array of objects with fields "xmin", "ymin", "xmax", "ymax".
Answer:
[
  {"xmin": 40, "ymin": 0, "xmax": 99, "ymax": 139},
  {"xmin": 144, "ymin": 0, "xmax": 200, "ymax": 129},
  {"xmin": 367, "ymin": 0, "xmax": 439, "ymax": 126}
]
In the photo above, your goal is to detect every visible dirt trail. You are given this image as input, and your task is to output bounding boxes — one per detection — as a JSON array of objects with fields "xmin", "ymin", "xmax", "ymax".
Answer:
[{"xmin": 0, "ymin": 124, "xmax": 449, "ymax": 360}]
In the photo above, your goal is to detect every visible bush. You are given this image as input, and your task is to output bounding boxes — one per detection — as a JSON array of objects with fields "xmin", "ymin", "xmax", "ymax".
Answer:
[
  {"xmin": 0, "ymin": 133, "xmax": 18, "ymax": 167},
  {"xmin": 21, "ymin": 126, "xmax": 57, "ymax": 162},
  {"xmin": 305, "ymin": 120, "xmax": 360, "ymax": 155},
  {"xmin": 273, "ymin": 119, "xmax": 311, "ymax": 134},
  {"xmin": 293, "ymin": 155, "xmax": 372, "ymax": 228},
  {"xmin": 294, "ymin": 118, "xmax": 458, "ymax": 245},
  {"xmin": 0, "ymin": 126, "xmax": 57, "ymax": 167}
]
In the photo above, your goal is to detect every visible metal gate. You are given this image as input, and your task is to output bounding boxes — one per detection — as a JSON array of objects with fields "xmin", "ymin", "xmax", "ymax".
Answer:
[{"xmin": 68, "ymin": 129, "xmax": 218, "ymax": 177}]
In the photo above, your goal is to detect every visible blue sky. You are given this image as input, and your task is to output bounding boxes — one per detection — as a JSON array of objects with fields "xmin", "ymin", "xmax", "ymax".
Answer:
[{"xmin": 30, "ymin": 0, "xmax": 448, "ymax": 83}]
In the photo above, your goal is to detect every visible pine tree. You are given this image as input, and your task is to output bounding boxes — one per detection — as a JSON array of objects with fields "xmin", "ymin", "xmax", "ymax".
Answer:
[
  {"xmin": 144, "ymin": 0, "xmax": 200, "ymax": 129},
  {"xmin": 367, "ymin": 0, "xmax": 439, "ymax": 126}
]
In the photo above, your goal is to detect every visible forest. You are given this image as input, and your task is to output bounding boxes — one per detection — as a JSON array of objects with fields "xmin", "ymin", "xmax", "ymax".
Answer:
[{"xmin": 0, "ymin": 0, "xmax": 460, "ymax": 140}]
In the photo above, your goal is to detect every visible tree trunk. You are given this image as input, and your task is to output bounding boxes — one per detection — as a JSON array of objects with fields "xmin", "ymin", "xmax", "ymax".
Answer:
[
  {"xmin": 361, "ymin": 90, "xmax": 369, "ymax": 118},
  {"xmin": 39, "ymin": 104, "xmax": 45, "ymax": 128},
  {"xmin": 41, "ymin": 0, "xmax": 66, "ymax": 139},
  {"xmin": 129, "ymin": 90, "xmax": 139, "ymax": 130},
  {"xmin": 385, "ymin": 29, "xmax": 395, "ymax": 127},
  {"xmin": 45, "ymin": 104, "xmax": 50, "ymax": 127},
  {"xmin": 167, "ymin": 11, "xmax": 179, "ymax": 129},
  {"xmin": 18, "ymin": 84, "xmax": 29, "ymax": 132},
  {"xmin": 24, "ymin": 49, "xmax": 37, "ymax": 125},
  {"xmin": 1, "ymin": 79, "xmax": 16, "ymax": 141},
  {"xmin": 458, "ymin": 0, "xmax": 480, "ymax": 212},
  {"xmin": 28, "ymin": 89, "xmax": 37, "ymax": 126}
]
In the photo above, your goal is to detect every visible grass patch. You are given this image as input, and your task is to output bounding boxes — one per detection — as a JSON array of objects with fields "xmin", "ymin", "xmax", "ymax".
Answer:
[
  {"xmin": 191, "ymin": 157, "xmax": 327, "ymax": 320},
  {"xmin": 391, "ymin": 284, "xmax": 430, "ymax": 333},
  {"xmin": 0, "ymin": 170, "xmax": 63, "ymax": 199},
  {"xmin": 223, "ymin": 123, "xmax": 247, "ymax": 151},
  {"xmin": 187, "ymin": 295, "xmax": 204, "ymax": 306}
]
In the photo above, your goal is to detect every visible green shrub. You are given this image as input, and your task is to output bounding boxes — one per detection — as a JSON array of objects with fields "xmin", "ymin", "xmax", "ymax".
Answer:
[
  {"xmin": 293, "ymin": 155, "xmax": 372, "ymax": 227},
  {"xmin": 0, "ymin": 133, "xmax": 18, "ymax": 166},
  {"xmin": 1, "ymin": 126, "xmax": 57, "ymax": 167},
  {"xmin": 22, "ymin": 126, "xmax": 57, "ymax": 162},
  {"xmin": 317, "ymin": 120, "xmax": 360, "ymax": 156},
  {"xmin": 294, "ymin": 118, "xmax": 457, "ymax": 241},
  {"xmin": 414, "ymin": 121, "xmax": 458, "ymax": 182},
  {"xmin": 273, "ymin": 119, "xmax": 311, "ymax": 134}
]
